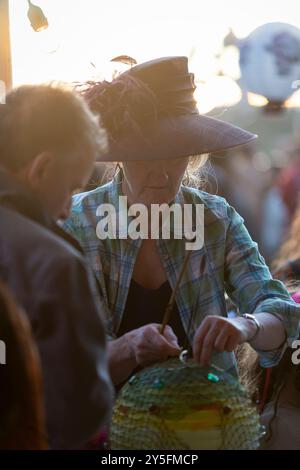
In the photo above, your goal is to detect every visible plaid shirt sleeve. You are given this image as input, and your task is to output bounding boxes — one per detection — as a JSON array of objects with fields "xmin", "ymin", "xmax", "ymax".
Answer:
[{"xmin": 224, "ymin": 203, "xmax": 300, "ymax": 367}]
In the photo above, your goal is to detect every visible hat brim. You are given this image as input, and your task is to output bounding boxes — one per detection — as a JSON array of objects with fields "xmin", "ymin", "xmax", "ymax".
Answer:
[{"xmin": 97, "ymin": 113, "xmax": 257, "ymax": 162}]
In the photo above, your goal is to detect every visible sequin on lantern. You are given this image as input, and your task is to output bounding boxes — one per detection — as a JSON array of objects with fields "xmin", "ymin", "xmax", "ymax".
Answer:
[
  {"xmin": 129, "ymin": 375, "xmax": 137, "ymax": 385},
  {"xmin": 207, "ymin": 372, "xmax": 220, "ymax": 383},
  {"xmin": 260, "ymin": 425, "xmax": 267, "ymax": 437},
  {"xmin": 153, "ymin": 378, "xmax": 165, "ymax": 389}
]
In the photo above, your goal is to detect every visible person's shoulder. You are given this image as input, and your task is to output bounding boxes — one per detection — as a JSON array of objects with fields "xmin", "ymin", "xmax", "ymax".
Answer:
[
  {"xmin": 0, "ymin": 205, "xmax": 84, "ymax": 267},
  {"xmin": 180, "ymin": 186, "xmax": 230, "ymax": 220}
]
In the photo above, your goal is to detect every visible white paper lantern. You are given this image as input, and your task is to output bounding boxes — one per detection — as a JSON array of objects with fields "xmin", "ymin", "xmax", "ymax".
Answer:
[{"xmin": 239, "ymin": 22, "xmax": 300, "ymax": 104}]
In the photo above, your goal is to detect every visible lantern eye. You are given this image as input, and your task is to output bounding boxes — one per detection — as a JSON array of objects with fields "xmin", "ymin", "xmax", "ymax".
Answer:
[
  {"xmin": 118, "ymin": 405, "xmax": 129, "ymax": 415},
  {"xmin": 149, "ymin": 405, "xmax": 161, "ymax": 415},
  {"xmin": 223, "ymin": 406, "xmax": 232, "ymax": 415}
]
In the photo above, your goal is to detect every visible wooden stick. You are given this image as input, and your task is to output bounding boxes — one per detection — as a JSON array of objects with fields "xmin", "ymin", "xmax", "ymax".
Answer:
[{"xmin": 160, "ymin": 249, "xmax": 192, "ymax": 334}]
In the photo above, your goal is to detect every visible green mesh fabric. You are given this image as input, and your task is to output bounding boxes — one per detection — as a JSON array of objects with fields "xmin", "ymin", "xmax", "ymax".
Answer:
[{"xmin": 110, "ymin": 358, "xmax": 262, "ymax": 450}]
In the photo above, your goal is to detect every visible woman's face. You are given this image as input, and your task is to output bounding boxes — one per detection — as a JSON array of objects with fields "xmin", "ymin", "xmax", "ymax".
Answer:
[{"xmin": 121, "ymin": 157, "xmax": 189, "ymax": 206}]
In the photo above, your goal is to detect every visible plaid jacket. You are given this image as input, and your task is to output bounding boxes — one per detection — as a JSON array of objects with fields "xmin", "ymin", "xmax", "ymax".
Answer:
[{"xmin": 63, "ymin": 175, "xmax": 300, "ymax": 376}]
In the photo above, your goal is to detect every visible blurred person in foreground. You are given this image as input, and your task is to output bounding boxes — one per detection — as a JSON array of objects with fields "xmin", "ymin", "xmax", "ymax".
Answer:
[
  {"xmin": 0, "ymin": 84, "xmax": 113, "ymax": 449},
  {"xmin": 0, "ymin": 281, "xmax": 47, "ymax": 449}
]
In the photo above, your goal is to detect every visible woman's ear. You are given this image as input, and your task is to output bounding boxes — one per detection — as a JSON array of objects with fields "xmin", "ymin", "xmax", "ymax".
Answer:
[{"xmin": 26, "ymin": 152, "xmax": 54, "ymax": 189}]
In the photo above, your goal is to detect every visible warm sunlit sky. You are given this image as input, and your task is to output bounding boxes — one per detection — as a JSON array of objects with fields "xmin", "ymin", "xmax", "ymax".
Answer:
[{"xmin": 8, "ymin": 0, "xmax": 300, "ymax": 112}]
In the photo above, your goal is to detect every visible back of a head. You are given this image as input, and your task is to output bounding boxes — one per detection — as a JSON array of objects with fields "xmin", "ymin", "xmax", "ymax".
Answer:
[
  {"xmin": 0, "ymin": 281, "xmax": 47, "ymax": 449},
  {"xmin": 0, "ymin": 84, "xmax": 107, "ymax": 172}
]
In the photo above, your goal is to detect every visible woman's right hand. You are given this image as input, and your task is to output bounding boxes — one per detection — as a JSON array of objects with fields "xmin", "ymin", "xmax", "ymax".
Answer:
[{"xmin": 126, "ymin": 323, "xmax": 181, "ymax": 367}]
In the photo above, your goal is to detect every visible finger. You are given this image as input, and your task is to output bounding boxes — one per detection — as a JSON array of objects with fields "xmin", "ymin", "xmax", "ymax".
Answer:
[
  {"xmin": 162, "ymin": 337, "xmax": 182, "ymax": 356},
  {"xmin": 149, "ymin": 329, "xmax": 181, "ymax": 356},
  {"xmin": 193, "ymin": 320, "xmax": 211, "ymax": 363},
  {"xmin": 214, "ymin": 329, "xmax": 229, "ymax": 352},
  {"xmin": 163, "ymin": 326, "xmax": 180, "ymax": 348},
  {"xmin": 224, "ymin": 334, "xmax": 239, "ymax": 352},
  {"xmin": 152, "ymin": 325, "xmax": 179, "ymax": 349},
  {"xmin": 199, "ymin": 327, "xmax": 217, "ymax": 367}
]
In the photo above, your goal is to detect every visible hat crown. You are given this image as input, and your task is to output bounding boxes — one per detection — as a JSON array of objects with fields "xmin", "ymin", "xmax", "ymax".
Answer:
[{"xmin": 125, "ymin": 56, "xmax": 197, "ymax": 113}]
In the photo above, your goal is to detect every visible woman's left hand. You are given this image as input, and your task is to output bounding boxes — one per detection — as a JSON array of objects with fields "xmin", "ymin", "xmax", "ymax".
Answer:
[{"xmin": 193, "ymin": 315, "xmax": 256, "ymax": 367}]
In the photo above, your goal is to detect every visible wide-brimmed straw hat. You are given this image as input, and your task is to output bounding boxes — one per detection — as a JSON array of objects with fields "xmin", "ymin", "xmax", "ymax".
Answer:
[{"xmin": 86, "ymin": 56, "xmax": 257, "ymax": 162}]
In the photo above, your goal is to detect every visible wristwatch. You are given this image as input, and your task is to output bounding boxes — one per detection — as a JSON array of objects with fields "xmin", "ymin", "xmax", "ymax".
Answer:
[{"xmin": 241, "ymin": 314, "xmax": 261, "ymax": 342}]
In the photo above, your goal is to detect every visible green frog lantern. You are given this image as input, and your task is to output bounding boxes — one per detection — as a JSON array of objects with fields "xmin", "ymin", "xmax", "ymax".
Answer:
[{"xmin": 110, "ymin": 356, "xmax": 263, "ymax": 450}]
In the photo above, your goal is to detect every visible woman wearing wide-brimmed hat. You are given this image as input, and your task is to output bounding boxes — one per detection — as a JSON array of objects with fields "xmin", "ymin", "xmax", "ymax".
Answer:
[{"xmin": 64, "ymin": 57, "xmax": 300, "ymax": 386}]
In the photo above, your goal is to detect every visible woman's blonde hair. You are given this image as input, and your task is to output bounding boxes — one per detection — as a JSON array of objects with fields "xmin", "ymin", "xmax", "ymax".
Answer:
[
  {"xmin": 183, "ymin": 154, "xmax": 210, "ymax": 188},
  {"xmin": 97, "ymin": 154, "xmax": 210, "ymax": 188}
]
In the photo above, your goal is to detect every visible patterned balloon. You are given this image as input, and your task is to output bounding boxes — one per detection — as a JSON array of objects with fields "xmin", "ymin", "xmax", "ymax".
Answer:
[
  {"xmin": 239, "ymin": 22, "xmax": 300, "ymax": 103},
  {"xmin": 110, "ymin": 358, "xmax": 263, "ymax": 450}
]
